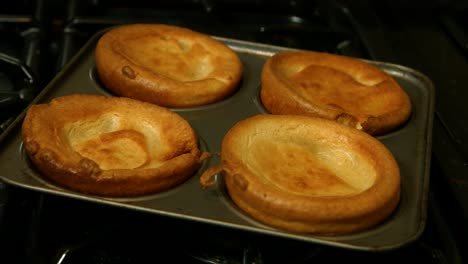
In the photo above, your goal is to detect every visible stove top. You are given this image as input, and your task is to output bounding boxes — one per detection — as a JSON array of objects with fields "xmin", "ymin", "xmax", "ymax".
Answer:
[{"xmin": 1, "ymin": 1, "xmax": 467, "ymax": 263}]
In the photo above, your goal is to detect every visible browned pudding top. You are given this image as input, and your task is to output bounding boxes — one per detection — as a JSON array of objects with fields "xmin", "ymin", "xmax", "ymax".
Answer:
[
  {"xmin": 95, "ymin": 24, "xmax": 243, "ymax": 108},
  {"xmin": 260, "ymin": 51, "xmax": 412, "ymax": 135},
  {"xmin": 201, "ymin": 114, "xmax": 401, "ymax": 234},
  {"xmin": 22, "ymin": 94, "xmax": 204, "ymax": 197}
]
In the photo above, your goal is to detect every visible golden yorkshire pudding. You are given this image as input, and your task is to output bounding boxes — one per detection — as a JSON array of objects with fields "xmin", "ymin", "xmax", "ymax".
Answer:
[
  {"xmin": 200, "ymin": 115, "xmax": 400, "ymax": 235},
  {"xmin": 260, "ymin": 51, "xmax": 412, "ymax": 135},
  {"xmin": 95, "ymin": 24, "xmax": 243, "ymax": 108},
  {"xmin": 22, "ymin": 94, "xmax": 207, "ymax": 197}
]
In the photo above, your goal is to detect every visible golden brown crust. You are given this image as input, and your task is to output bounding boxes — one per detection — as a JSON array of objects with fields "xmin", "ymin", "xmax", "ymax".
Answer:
[
  {"xmin": 200, "ymin": 114, "xmax": 400, "ymax": 235},
  {"xmin": 95, "ymin": 24, "xmax": 243, "ymax": 108},
  {"xmin": 22, "ymin": 94, "xmax": 205, "ymax": 197},
  {"xmin": 260, "ymin": 51, "xmax": 412, "ymax": 135}
]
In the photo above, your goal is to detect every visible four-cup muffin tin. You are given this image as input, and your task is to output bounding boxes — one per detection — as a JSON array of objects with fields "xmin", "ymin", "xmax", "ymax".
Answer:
[{"xmin": 0, "ymin": 27, "xmax": 434, "ymax": 251}]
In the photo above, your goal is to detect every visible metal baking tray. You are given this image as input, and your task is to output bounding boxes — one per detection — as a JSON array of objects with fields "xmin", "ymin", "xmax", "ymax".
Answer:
[{"xmin": 0, "ymin": 28, "xmax": 434, "ymax": 251}]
